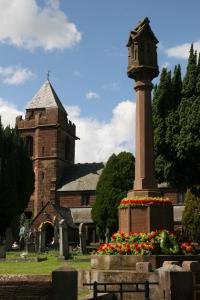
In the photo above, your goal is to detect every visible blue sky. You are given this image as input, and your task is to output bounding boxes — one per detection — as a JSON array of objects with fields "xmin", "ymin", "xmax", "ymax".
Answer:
[{"xmin": 0, "ymin": 0, "xmax": 199, "ymax": 162}]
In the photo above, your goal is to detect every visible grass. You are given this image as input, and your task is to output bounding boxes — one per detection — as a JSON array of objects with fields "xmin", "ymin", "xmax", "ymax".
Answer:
[{"xmin": 0, "ymin": 251, "xmax": 91, "ymax": 275}]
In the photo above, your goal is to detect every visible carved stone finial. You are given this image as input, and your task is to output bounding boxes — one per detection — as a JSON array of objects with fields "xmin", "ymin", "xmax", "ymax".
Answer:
[
  {"xmin": 135, "ymin": 17, "xmax": 150, "ymax": 31},
  {"xmin": 127, "ymin": 17, "xmax": 159, "ymax": 80}
]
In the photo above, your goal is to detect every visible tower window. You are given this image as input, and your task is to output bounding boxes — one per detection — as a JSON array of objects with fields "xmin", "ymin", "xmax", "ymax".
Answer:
[
  {"xmin": 26, "ymin": 136, "xmax": 33, "ymax": 157},
  {"xmin": 65, "ymin": 136, "xmax": 71, "ymax": 160}
]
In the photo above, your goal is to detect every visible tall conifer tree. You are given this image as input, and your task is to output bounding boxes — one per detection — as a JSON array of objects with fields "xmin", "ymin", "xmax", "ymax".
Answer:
[
  {"xmin": 178, "ymin": 45, "xmax": 200, "ymax": 187},
  {"xmin": 164, "ymin": 64, "xmax": 184, "ymax": 187},
  {"xmin": 152, "ymin": 68, "xmax": 172, "ymax": 183}
]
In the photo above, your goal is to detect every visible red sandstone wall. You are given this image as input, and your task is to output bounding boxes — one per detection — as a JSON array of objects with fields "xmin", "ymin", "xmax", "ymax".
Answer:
[
  {"xmin": 0, "ymin": 275, "xmax": 52, "ymax": 300},
  {"xmin": 57, "ymin": 192, "xmax": 96, "ymax": 207}
]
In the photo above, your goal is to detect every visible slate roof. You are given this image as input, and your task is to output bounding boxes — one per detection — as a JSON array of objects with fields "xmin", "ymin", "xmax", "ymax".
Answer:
[
  {"xmin": 27, "ymin": 80, "xmax": 66, "ymax": 113},
  {"xmin": 54, "ymin": 206, "xmax": 93, "ymax": 224},
  {"xmin": 70, "ymin": 207, "xmax": 93, "ymax": 224},
  {"xmin": 57, "ymin": 163, "xmax": 104, "ymax": 192},
  {"xmin": 31, "ymin": 202, "xmax": 93, "ymax": 227}
]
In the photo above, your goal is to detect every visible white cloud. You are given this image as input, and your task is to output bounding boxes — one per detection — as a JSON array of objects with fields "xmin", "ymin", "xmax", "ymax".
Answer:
[
  {"xmin": 0, "ymin": 65, "xmax": 35, "ymax": 85},
  {"xmin": 0, "ymin": 0, "xmax": 81, "ymax": 51},
  {"xmin": 161, "ymin": 62, "xmax": 170, "ymax": 69},
  {"xmin": 165, "ymin": 41, "xmax": 200, "ymax": 59},
  {"xmin": 66, "ymin": 100, "xmax": 135, "ymax": 163},
  {"xmin": 0, "ymin": 98, "xmax": 136, "ymax": 163},
  {"xmin": 0, "ymin": 98, "xmax": 24, "ymax": 127},
  {"xmin": 85, "ymin": 91, "xmax": 100, "ymax": 100}
]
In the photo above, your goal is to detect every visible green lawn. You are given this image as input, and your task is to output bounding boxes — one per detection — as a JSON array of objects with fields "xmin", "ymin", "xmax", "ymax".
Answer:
[{"xmin": 0, "ymin": 251, "xmax": 91, "ymax": 275}]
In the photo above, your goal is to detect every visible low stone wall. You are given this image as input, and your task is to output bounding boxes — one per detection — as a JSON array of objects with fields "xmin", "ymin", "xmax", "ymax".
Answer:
[
  {"xmin": 79, "ymin": 260, "xmax": 200, "ymax": 300},
  {"xmin": 0, "ymin": 266, "xmax": 77, "ymax": 300},
  {"xmin": 91, "ymin": 254, "xmax": 200, "ymax": 270},
  {"xmin": 79, "ymin": 268, "xmax": 159, "ymax": 300},
  {"xmin": 0, "ymin": 275, "xmax": 52, "ymax": 300}
]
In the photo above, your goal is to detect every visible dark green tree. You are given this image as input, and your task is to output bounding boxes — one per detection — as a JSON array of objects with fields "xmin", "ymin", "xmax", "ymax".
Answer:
[
  {"xmin": 91, "ymin": 152, "xmax": 134, "ymax": 240},
  {"xmin": 182, "ymin": 188, "xmax": 200, "ymax": 242},
  {"xmin": 0, "ymin": 120, "xmax": 34, "ymax": 237},
  {"xmin": 177, "ymin": 45, "xmax": 200, "ymax": 187},
  {"xmin": 182, "ymin": 44, "xmax": 197, "ymax": 98},
  {"xmin": 152, "ymin": 68, "xmax": 172, "ymax": 183},
  {"xmin": 164, "ymin": 64, "xmax": 185, "ymax": 188},
  {"xmin": 153, "ymin": 44, "xmax": 200, "ymax": 190}
]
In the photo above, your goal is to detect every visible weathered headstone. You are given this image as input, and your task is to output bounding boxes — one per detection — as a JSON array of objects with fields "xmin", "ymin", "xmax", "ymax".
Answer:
[{"xmin": 59, "ymin": 219, "xmax": 69, "ymax": 260}]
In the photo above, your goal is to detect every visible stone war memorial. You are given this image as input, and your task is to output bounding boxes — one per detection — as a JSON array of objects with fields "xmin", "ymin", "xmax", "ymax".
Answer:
[
  {"xmin": 87, "ymin": 18, "xmax": 200, "ymax": 300},
  {"xmin": 118, "ymin": 17, "xmax": 173, "ymax": 233}
]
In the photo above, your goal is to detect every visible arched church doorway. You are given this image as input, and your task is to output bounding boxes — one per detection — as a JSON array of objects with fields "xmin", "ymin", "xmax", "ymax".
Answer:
[
  {"xmin": 40, "ymin": 221, "xmax": 54, "ymax": 251},
  {"xmin": 45, "ymin": 222, "xmax": 54, "ymax": 247}
]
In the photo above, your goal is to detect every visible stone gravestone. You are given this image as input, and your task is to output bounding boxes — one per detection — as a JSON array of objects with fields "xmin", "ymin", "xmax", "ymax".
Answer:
[
  {"xmin": 38, "ymin": 223, "xmax": 46, "ymax": 252},
  {"xmin": 79, "ymin": 223, "xmax": 87, "ymax": 254},
  {"xmin": 59, "ymin": 219, "xmax": 69, "ymax": 260}
]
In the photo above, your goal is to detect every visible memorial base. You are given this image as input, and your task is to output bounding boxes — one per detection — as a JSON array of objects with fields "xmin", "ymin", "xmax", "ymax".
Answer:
[
  {"xmin": 127, "ymin": 189, "xmax": 162, "ymax": 197},
  {"xmin": 119, "ymin": 203, "xmax": 173, "ymax": 233}
]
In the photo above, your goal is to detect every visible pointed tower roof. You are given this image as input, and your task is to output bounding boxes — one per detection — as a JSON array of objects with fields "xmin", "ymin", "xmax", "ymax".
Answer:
[{"xmin": 27, "ymin": 80, "xmax": 66, "ymax": 113}]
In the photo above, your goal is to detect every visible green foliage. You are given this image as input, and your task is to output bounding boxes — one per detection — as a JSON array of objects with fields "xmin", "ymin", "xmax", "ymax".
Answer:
[
  {"xmin": 91, "ymin": 152, "xmax": 134, "ymax": 238},
  {"xmin": 97, "ymin": 230, "xmax": 194, "ymax": 255},
  {"xmin": 152, "ymin": 66, "xmax": 183, "ymax": 186},
  {"xmin": 153, "ymin": 44, "xmax": 200, "ymax": 189},
  {"xmin": 177, "ymin": 45, "xmax": 200, "ymax": 187},
  {"xmin": 0, "ymin": 120, "xmax": 34, "ymax": 236},
  {"xmin": 182, "ymin": 44, "xmax": 197, "ymax": 98},
  {"xmin": 182, "ymin": 188, "xmax": 200, "ymax": 242}
]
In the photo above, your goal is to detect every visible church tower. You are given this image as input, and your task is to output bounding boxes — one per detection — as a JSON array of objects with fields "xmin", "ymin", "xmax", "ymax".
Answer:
[{"xmin": 16, "ymin": 80, "xmax": 77, "ymax": 217}]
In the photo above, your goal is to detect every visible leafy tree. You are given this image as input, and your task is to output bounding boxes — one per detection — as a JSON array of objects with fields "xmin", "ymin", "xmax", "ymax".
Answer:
[
  {"xmin": 182, "ymin": 188, "xmax": 200, "ymax": 242},
  {"xmin": 0, "ymin": 120, "xmax": 34, "ymax": 237},
  {"xmin": 91, "ymin": 152, "xmax": 134, "ymax": 240}
]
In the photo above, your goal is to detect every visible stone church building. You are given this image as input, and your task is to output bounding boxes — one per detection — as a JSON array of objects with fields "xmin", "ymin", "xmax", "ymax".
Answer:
[
  {"xmin": 16, "ymin": 80, "xmax": 103, "ymax": 253},
  {"xmin": 15, "ymin": 79, "xmax": 184, "ymax": 253}
]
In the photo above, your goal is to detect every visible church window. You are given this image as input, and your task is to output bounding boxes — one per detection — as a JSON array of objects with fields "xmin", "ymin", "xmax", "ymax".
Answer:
[
  {"xmin": 26, "ymin": 136, "xmax": 33, "ymax": 157},
  {"xmin": 81, "ymin": 194, "xmax": 90, "ymax": 206}
]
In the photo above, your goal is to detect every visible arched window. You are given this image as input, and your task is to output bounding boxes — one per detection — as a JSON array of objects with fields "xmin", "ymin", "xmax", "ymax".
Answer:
[{"xmin": 26, "ymin": 136, "xmax": 33, "ymax": 157}]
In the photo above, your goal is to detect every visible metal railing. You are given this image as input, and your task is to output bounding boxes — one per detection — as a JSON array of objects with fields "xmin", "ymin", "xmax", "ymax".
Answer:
[{"xmin": 83, "ymin": 280, "xmax": 158, "ymax": 300}]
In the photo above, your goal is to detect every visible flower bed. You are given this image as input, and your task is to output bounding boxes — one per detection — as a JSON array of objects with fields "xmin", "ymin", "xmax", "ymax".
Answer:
[
  {"xmin": 96, "ymin": 230, "xmax": 194, "ymax": 256},
  {"xmin": 119, "ymin": 197, "xmax": 172, "ymax": 208}
]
